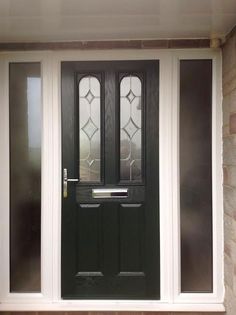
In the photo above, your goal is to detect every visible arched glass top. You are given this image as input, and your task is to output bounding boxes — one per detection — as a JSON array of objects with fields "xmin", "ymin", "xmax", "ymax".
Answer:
[
  {"xmin": 79, "ymin": 76, "xmax": 101, "ymax": 182},
  {"xmin": 120, "ymin": 75, "xmax": 142, "ymax": 182}
]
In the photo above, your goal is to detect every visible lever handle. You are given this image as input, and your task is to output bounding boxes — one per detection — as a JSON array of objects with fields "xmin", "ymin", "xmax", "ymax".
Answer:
[{"xmin": 63, "ymin": 168, "xmax": 79, "ymax": 198}]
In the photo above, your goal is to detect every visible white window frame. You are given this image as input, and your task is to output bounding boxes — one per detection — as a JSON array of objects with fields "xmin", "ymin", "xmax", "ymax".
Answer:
[
  {"xmin": 0, "ymin": 49, "xmax": 224, "ymax": 312},
  {"xmin": 0, "ymin": 52, "xmax": 54, "ymax": 304}
]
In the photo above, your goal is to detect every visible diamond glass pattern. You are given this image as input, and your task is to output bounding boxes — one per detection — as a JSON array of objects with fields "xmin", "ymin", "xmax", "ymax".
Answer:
[
  {"xmin": 120, "ymin": 75, "xmax": 142, "ymax": 181},
  {"xmin": 79, "ymin": 76, "xmax": 101, "ymax": 182},
  {"xmin": 82, "ymin": 117, "xmax": 98, "ymax": 140},
  {"xmin": 126, "ymin": 89, "xmax": 136, "ymax": 103},
  {"xmin": 123, "ymin": 118, "xmax": 139, "ymax": 139},
  {"xmin": 85, "ymin": 90, "xmax": 95, "ymax": 104}
]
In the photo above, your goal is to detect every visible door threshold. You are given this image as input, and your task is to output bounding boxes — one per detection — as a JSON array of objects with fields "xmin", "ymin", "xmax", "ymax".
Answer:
[{"xmin": 0, "ymin": 301, "xmax": 225, "ymax": 312}]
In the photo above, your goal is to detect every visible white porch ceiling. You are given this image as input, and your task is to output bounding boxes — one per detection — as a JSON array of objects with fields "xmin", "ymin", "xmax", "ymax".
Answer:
[{"xmin": 0, "ymin": 0, "xmax": 236, "ymax": 42}]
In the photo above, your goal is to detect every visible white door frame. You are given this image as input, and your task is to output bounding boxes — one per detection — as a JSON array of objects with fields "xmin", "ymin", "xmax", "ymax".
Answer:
[{"xmin": 0, "ymin": 49, "xmax": 224, "ymax": 312}]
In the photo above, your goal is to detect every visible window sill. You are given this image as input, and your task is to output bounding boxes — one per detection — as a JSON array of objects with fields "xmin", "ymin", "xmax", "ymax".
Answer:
[{"xmin": 0, "ymin": 301, "xmax": 225, "ymax": 312}]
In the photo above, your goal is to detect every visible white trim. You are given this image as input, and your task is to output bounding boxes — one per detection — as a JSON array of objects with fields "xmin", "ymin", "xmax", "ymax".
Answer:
[
  {"xmin": 0, "ymin": 302, "xmax": 225, "ymax": 312},
  {"xmin": 212, "ymin": 52, "xmax": 224, "ymax": 302},
  {"xmin": 159, "ymin": 51, "xmax": 174, "ymax": 302},
  {"xmin": 0, "ymin": 56, "xmax": 10, "ymax": 300},
  {"xmin": 40, "ymin": 53, "xmax": 54, "ymax": 301},
  {"xmin": 0, "ymin": 52, "xmax": 54, "ymax": 303},
  {"xmin": 172, "ymin": 50, "xmax": 224, "ymax": 304},
  {"xmin": 172, "ymin": 52, "xmax": 181, "ymax": 301},
  {"xmin": 0, "ymin": 49, "xmax": 224, "ymax": 311},
  {"xmin": 51, "ymin": 54, "xmax": 62, "ymax": 302}
]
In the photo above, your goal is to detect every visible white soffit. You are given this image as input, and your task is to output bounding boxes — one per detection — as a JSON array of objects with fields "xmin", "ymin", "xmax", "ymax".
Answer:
[{"xmin": 0, "ymin": 0, "xmax": 235, "ymax": 42}]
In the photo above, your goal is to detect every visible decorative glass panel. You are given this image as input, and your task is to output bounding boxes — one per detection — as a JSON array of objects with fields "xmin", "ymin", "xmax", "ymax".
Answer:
[
  {"xmin": 180, "ymin": 60, "xmax": 213, "ymax": 292},
  {"xmin": 10, "ymin": 63, "xmax": 41, "ymax": 292},
  {"xmin": 79, "ymin": 76, "xmax": 101, "ymax": 182},
  {"xmin": 120, "ymin": 76, "xmax": 142, "ymax": 181}
]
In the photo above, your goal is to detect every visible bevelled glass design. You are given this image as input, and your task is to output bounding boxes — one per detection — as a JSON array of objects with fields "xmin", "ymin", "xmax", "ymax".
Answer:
[
  {"xmin": 120, "ymin": 76, "xmax": 142, "ymax": 181},
  {"xmin": 79, "ymin": 76, "xmax": 101, "ymax": 182},
  {"xmin": 180, "ymin": 60, "xmax": 213, "ymax": 292},
  {"xmin": 10, "ymin": 63, "xmax": 41, "ymax": 292}
]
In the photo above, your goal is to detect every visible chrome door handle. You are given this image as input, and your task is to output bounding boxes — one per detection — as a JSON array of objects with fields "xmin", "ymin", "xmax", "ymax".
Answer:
[{"xmin": 63, "ymin": 168, "xmax": 79, "ymax": 198}]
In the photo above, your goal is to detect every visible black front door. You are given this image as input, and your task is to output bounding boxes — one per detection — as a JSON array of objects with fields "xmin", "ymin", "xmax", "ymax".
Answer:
[{"xmin": 61, "ymin": 60, "xmax": 159, "ymax": 299}]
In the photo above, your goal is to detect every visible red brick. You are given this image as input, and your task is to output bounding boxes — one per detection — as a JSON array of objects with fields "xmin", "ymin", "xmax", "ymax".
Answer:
[
  {"xmin": 223, "ymin": 166, "xmax": 229, "ymax": 185},
  {"xmin": 229, "ymin": 113, "xmax": 236, "ymax": 134},
  {"xmin": 225, "ymin": 243, "xmax": 231, "ymax": 257}
]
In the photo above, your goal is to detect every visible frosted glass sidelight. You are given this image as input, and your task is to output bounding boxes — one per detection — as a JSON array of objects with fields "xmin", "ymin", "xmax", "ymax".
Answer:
[
  {"xmin": 180, "ymin": 60, "xmax": 213, "ymax": 292},
  {"xmin": 120, "ymin": 76, "xmax": 142, "ymax": 182},
  {"xmin": 10, "ymin": 63, "xmax": 41, "ymax": 292},
  {"xmin": 79, "ymin": 76, "xmax": 101, "ymax": 182}
]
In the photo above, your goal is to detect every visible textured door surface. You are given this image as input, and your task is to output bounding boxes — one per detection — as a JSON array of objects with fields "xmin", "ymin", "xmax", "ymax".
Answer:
[{"xmin": 61, "ymin": 61, "xmax": 159, "ymax": 299}]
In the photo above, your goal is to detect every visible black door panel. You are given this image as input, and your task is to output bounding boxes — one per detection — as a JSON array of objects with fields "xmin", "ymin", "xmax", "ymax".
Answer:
[{"xmin": 61, "ymin": 61, "xmax": 159, "ymax": 299}]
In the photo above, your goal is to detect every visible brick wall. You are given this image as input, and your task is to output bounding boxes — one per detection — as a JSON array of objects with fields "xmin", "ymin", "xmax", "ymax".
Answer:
[{"xmin": 222, "ymin": 29, "xmax": 236, "ymax": 315}]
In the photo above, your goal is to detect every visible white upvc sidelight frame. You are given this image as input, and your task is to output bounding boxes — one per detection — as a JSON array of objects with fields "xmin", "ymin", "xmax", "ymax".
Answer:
[
  {"xmin": 0, "ymin": 52, "xmax": 54, "ymax": 304},
  {"xmin": 172, "ymin": 51, "xmax": 224, "ymax": 304},
  {"xmin": 0, "ymin": 49, "xmax": 224, "ymax": 312}
]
